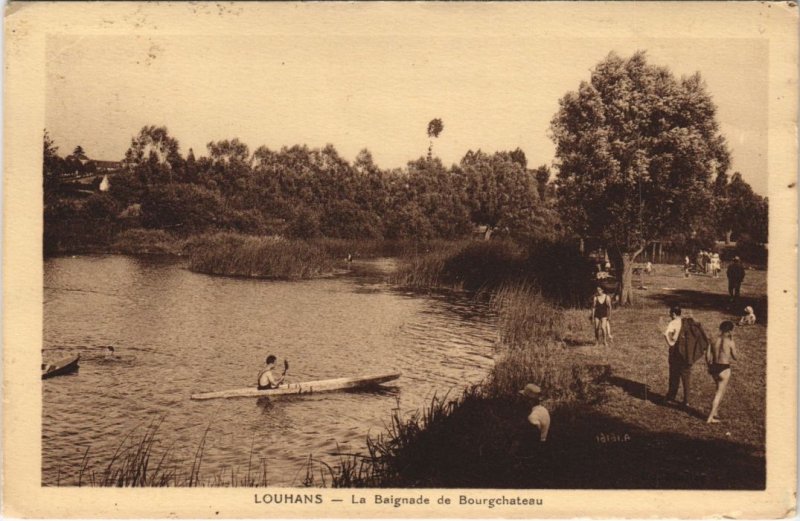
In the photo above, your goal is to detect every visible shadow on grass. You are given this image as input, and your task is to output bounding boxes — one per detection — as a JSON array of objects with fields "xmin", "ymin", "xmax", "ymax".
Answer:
[
  {"xmin": 648, "ymin": 289, "xmax": 768, "ymax": 325},
  {"xmin": 606, "ymin": 375, "xmax": 707, "ymax": 421},
  {"xmin": 368, "ymin": 395, "xmax": 765, "ymax": 490},
  {"xmin": 563, "ymin": 337, "xmax": 595, "ymax": 348}
]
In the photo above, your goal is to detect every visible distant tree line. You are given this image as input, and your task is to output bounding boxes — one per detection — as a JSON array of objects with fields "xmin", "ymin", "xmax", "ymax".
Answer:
[
  {"xmin": 43, "ymin": 124, "xmax": 560, "ymax": 248},
  {"xmin": 43, "ymin": 51, "xmax": 769, "ymax": 294}
]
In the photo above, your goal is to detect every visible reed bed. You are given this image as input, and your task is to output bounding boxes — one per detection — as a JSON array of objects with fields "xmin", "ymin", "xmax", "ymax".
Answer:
[
  {"xmin": 390, "ymin": 240, "xmax": 525, "ymax": 292},
  {"xmin": 69, "ymin": 419, "xmax": 270, "ymax": 487},
  {"xmin": 491, "ymin": 282, "xmax": 568, "ymax": 346},
  {"xmin": 313, "ymin": 238, "xmax": 454, "ymax": 261},
  {"xmin": 188, "ymin": 232, "xmax": 334, "ymax": 279}
]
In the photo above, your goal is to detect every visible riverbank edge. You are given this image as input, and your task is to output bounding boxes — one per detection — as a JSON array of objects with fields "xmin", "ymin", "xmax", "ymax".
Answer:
[
  {"xmin": 312, "ymin": 247, "xmax": 766, "ymax": 489},
  {"xmin": 45, "ymin": 229, "xmax": 444, "ymax": 280}
]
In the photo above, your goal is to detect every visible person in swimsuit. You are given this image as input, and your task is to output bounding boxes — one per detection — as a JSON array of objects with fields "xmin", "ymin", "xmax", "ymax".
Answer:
[
  {"xmin": 590, "ymin": 286, "xmax": 613, "ymax": 347},
  {"xmin": 257, "ymin": 355, "xmax": 287, "ymax": 390},
  {"xmin": 705, "ymin": 321, "xmax": 739, "ymax": 423}
]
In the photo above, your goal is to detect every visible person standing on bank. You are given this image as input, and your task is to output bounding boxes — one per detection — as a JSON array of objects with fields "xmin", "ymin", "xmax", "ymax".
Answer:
[
  {"xmin": 705, "ymin": 321, "xmax": 739, "ymax": 424},
  {"xmin": 663, "ymin": 305, "xmax": 709, "ymax": 409},
  {"xmin": 726, "ymin": 256, "xmax": 746, "ymax": 303},
  {"xmin": 257, "ymin": 355, "xmax": 288, "ymax": 390},
  {"xmin": 519, "ymin": 384, "xmax": 550, "ymax": 442},
  {"xmin": 591, "ymin": 286, "xmax": 613, "ymax": 347},
  {"xmin": 663, "ymin": 306, "xmax": 690, "ymax": 408}
]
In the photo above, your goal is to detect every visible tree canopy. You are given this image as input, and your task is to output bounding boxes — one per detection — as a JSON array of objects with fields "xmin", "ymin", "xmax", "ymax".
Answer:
[
  {"xmin": 426, "ymin": 118, "xmax": 444, "ymax": 160},
  {"xmin": 551, "ymin": 51, "xmax": 731, "ymax": 303}
]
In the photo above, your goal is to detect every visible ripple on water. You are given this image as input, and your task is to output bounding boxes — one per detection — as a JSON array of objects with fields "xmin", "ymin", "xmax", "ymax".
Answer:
[{"xmin": 42, "ymin": 256, "xmax": 497, "ymax": 486}]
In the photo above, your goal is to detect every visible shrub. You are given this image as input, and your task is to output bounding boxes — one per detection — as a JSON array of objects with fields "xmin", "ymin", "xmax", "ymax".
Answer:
[
  {"xmin": 523, "ymin": 240, "xmax": 596, "ymax": 308},
  {"xmin": 83, "ymin": 193, "xmax": 120, "ymax": 220},
  {"xmin": 140, "ymin": 184, "xmax": 224, "ymax": 232},
  {"xmin": 286, "ymin": 208, "xmax": 322, "ymax": 239}
]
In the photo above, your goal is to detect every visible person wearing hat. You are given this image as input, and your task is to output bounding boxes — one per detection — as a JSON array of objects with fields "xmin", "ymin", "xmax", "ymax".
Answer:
[
  {"xmin": 726, "ymin": 256, "xmax": 745, "ymax": 303},
  {"xmin": 519, "ymin": 383, "xmax": 550, "ymax": 442}
]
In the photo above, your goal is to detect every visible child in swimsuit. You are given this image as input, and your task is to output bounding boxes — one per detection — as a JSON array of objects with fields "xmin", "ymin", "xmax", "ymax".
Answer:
[{"xmin": 705, "ymin": 321, "xmax": 739, "ymax": 423}]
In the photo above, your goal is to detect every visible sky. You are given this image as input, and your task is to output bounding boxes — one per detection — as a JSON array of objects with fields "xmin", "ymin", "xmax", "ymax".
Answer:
[{"xmin": 46, "ymin": 33, "xmax": 769, "ymax": 194}]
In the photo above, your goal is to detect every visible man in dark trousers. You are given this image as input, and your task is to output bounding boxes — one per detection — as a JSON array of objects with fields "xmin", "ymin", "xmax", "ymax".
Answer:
[
  {"xmin": 726, "ymin": 256, "xmax": 746, "ymax": 302},
  {"xmin": 663, "ymin": 306, "xmax": 708, "ymax": 408}
]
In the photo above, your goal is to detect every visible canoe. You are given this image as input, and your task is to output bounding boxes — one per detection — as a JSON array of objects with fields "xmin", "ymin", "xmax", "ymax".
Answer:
[
  {"xmin": 191, "ymin": 372, "xmax": 401, "ymax": 401},
  {"xmin": 42, "ymin": 354, "xmax": 80, "ymax": 379}
]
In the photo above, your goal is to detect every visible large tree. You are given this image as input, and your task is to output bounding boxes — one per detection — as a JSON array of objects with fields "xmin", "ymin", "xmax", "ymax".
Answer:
[
  {"xmin": 460, "ymin": 150, "xmax": 547, "ymax": 240},
  {"xmin": 718, "ymin": 172, "xmax": 768, "ymax": 244},
  {"xmin": 124, "ymin": 125, "xmax": 183, "ymax": 183},
  {"xmin": 551, "ymin": 51, "xmax": 730, "ymax": 304}
]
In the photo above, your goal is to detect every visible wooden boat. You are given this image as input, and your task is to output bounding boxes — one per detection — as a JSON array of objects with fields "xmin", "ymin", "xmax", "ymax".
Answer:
[
  {"xmin": 191, "ymin": 372, "xmax": 401, "ymax": 401},
  {"xmin": 42, "ymin": 354, "xmax": 80, "ymax": 379}
]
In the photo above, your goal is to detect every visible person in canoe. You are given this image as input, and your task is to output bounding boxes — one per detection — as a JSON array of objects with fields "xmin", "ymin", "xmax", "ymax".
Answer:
[{"xmin": 257, "ymin": 355, "xmax": 288, "ymax": 390}]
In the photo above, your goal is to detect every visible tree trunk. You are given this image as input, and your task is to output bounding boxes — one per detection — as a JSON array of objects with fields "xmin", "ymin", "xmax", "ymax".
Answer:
[{"xmin": 616, "ymin": 246, "xmax": 645, "ymax": 306}]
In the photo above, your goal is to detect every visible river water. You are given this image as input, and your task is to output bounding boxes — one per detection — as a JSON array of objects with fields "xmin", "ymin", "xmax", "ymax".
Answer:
[{"xmin": 43, "ymin": 255, "xmax": 498, "ymax": 486}]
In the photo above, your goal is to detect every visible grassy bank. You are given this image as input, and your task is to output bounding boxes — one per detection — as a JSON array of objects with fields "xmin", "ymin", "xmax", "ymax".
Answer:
[{"xmin": 314, "ymin": 259, "xmax": 766, "ymax": 489}]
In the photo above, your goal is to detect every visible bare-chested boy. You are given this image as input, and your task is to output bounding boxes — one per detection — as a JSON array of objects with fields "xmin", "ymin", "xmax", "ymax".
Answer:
[{"xmin": 705, "ymin": 321, "xmax": 739, "ymax": 423}]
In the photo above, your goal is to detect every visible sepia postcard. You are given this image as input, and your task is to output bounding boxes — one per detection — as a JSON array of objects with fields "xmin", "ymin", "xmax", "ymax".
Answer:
[{"xmin": 3, "ymin": 1, "xmax": 797, "ymax": 518}]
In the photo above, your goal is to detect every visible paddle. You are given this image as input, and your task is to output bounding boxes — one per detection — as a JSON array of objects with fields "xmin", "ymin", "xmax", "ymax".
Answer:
[{"xmin": 283, "ymin": 359, "xmax": 289, "ymax": 375}]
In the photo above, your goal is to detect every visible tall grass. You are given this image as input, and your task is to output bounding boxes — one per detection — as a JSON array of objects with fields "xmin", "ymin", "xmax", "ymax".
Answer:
[
  {"xmin": 312, "ymin": 238, "xmax": 454, "ymax": 261},
  {"xmin": 391, "ymin": 240, "xmax": 525, "ymax": 292},
  {"xmin": 188, "ymin": 232, "xmax": 334, "ymax": 279},
  {"xmin": 491, "ymin": 282, "xmax": 568, "ymax": 346},
  {"xmin": 70, "ymin": 419, "xmax": 270, "ymax": 487}
]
